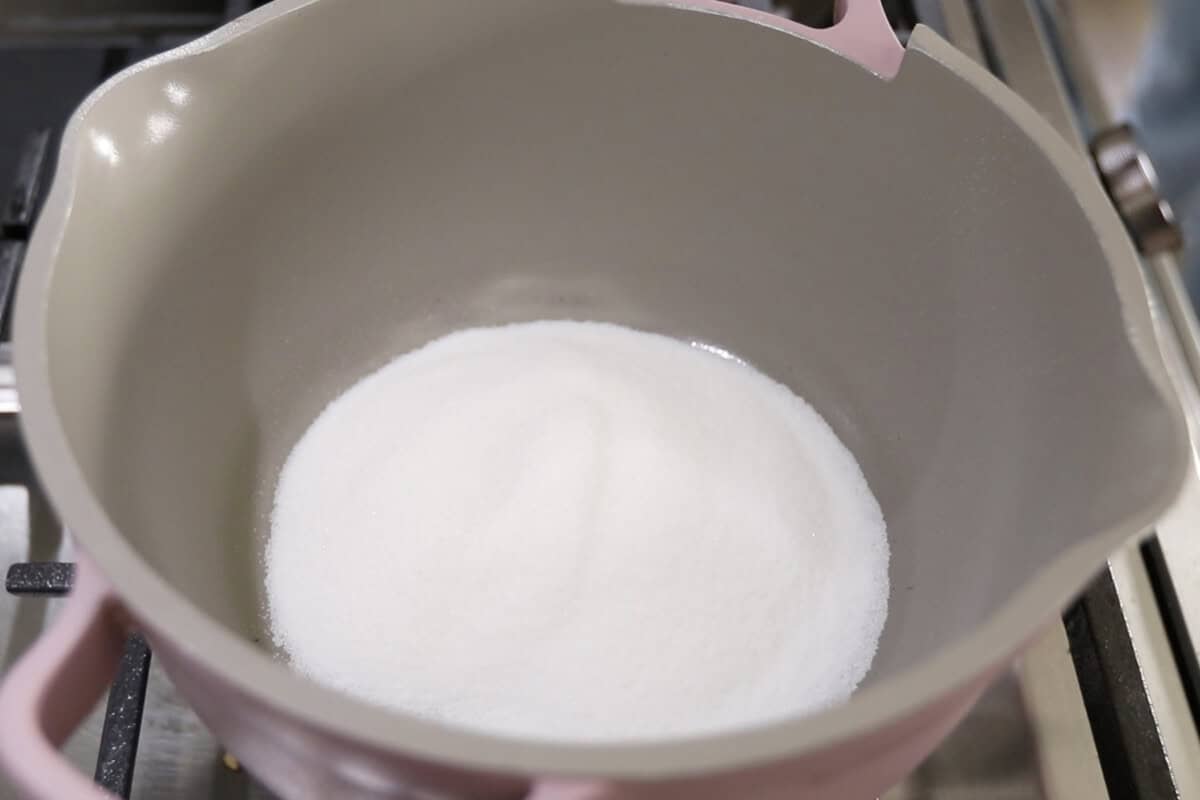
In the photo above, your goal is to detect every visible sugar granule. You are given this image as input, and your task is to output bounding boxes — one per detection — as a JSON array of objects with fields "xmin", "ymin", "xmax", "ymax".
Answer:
[{"xmin": 266, "ymin": 321, "xmax": 889, "ymax": 741}]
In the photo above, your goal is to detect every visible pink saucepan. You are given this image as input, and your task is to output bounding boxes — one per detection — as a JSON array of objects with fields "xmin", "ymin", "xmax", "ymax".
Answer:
[{"xmin": 0, "ymin": 0, "xmax": 1188, "ymax": 797}]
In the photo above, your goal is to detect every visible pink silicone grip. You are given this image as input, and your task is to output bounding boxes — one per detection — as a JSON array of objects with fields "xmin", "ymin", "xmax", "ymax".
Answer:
[
  {"xmin": 631, "ymin": 0, "xmax": 904, "ymax": 78},
  {"xmin": 0, "ymin": 555, "xmax": 125, "ymax": 800}
]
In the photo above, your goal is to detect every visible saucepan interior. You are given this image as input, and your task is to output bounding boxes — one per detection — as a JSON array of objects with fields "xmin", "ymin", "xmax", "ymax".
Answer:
[{"xmin": 37, "ymin": 0, "xmax": 1179, "ymax": 703}]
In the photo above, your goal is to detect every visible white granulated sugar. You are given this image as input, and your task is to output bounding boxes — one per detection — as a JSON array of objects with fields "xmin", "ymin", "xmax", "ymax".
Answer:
[{"xmin": 266, "ymin": 320, "xmax": 889, "ymax": 741}]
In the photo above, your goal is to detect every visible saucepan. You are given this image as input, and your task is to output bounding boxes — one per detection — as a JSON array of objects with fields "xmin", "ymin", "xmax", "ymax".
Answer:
[{"xmin": 0, "ymin": 0, "xmax": 1188, "ymax": 797}]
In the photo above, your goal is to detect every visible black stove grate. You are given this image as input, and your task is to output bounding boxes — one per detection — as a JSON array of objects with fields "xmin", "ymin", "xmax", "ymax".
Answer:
[{"xmin": 5, "ymin": 562, "xmax": 151, "ymax": 799}]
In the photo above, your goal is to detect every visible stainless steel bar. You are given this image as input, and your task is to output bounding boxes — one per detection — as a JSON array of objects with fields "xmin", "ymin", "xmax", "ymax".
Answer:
[
  {"xmin": 980, "ymin": 2, "xmax": 1200, "ymax": 797},
  {"xmin": 974, "ymin": 0, "xmax": 1081, "ymax": 142},
  {"xmin": 937, "ymin": 0, "xmax": 987, "ymax": 66}
]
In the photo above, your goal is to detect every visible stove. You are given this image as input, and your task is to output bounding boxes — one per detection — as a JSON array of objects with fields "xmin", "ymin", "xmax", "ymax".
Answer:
[{"xmin": 1, "ymin": 2, "xmax": 1199, "ymax": 798}]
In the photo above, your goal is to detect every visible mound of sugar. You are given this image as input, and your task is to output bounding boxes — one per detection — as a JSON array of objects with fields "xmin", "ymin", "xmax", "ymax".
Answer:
[{"xmin": 266, "ymin": 321, "xmax": 889, "ymax": 741}]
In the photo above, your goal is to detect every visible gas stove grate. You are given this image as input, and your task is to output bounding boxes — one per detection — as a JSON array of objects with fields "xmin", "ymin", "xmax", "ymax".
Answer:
[{"xmin": 5, "ymin": 562, "xmax": 151, "ymax": 799}]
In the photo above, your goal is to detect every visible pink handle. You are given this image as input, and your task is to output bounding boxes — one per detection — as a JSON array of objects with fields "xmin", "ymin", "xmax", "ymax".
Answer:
[
  {"xmin": 631, "ymin": 0, "xmax": 905, "ymax": 78},
  {"xmin": 0, "ymin": 556, "xmax": 126, "ymax": 800}
]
